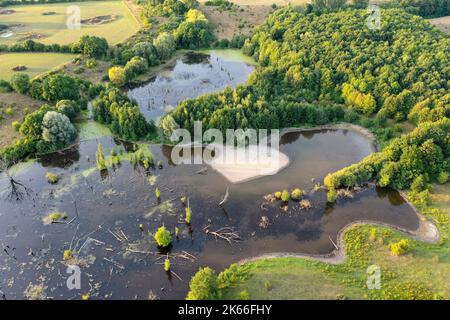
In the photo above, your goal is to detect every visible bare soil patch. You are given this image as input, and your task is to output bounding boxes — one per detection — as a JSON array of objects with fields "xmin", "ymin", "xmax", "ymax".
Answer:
[
  {"xmin": 20, "ymin": 32, "xmax": 47, "ymax": 41},
  {"xmin": 428, "ymin": 16, "xmax": 450, "ymax": 34},
  {"xmin": 60, "ymin": 57, "xmax": 110, "ymax": 84},
  {"xmin": 0, "ymin": 9, "xmax": 16, "ymax": 15},
  {"xmin": 200, "ymin": 3, "xmax": 274, "ymax": 39},
  {"xmin": 81, "ymin": 15, "xmax": 117, "ymax": 25},
  {"xmin": 0, "ymin": 92, "xmax": 42, "ymax": 149}
]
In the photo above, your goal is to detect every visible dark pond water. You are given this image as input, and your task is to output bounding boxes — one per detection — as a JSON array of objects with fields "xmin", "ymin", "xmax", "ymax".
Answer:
[
  {"xmin": 0, "ymin": 129, "xmax": 419, "ymax": 299},
  {"xmin": 127, "ymin": 50, "xmax": 255, "ymax": 123}
]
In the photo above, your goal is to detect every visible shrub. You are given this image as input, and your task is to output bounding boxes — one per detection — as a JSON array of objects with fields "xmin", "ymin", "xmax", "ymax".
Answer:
[
  {"xmin": 154, "ymin": 226, "xmax": 172, "ymax": 247},
  {"xmin": 291, "ymin": 188, "xmax": 302, "ymax": 200},
  {"xmin": 186, "ymin": 267, "xmax": 218, "ymax": 300},
  {"xmin": 239, "ymin": 291, "xmax": 250, "ymax": 300},
  {"xmin": 96, "ymin": 143, "xmax": 107, "ymax": 171},
  {"xmin": 437, "ymin": 172, "xmax": 449, "ymax": 184},
  {"xmin": 0, "ymin": 79, "xmax": 12, "ymax": 93},
  {"xmin": 411, "ymin": 175, "xmax": 427, "ymax": 193},
  {"xmin": 56, "ymin": 100, "xmax": 79, "ymax": 121},
  {"xmin": 390, "ymin": 239, "xmax": 411, "ymax": 256},
  {"xmin": 155, "ymin": 187, "xmax": 161, "ymax": 199},
  {"xmin": 174, "ymin": 10, "xmax": 214, "ymax": 49},
  {"xmin": 132, "ymin": 41, "xmax": 159, "ymax": 66},
  {"xmin": 164, "ymin": 258, "xmax": 171, "ymax": 272},
  {"xmin": 41, "ymin": 74, "xmax": 80, "ymax": 101},
  {"xmin": 154, "ymin": 32, "xmax": 176, "ymax": 60},
  {"xmin": 12, "ymin": 121, "xmax": 20, "ymax": 131},
  {"xmin": 108, "ymin": 66, "xmax": 126, "ymax": 86},
  {"xmin": 45, "ymin": 211, "xmax": 67, "ymax": 222},
  {"xmin": 369, "ymin": 228, "xmax": 377, "ymax": 242},
  {"xmin": 46, "ymin": 172, "xmax": 59, "ymax": 184},
  {"xmin": 85, "ymin": 58, "xmax": 97, "ymax": 69},
  {"xmin": 281, "ymin": 189, "xmax": 290, "ymax": 202},
  {"xmin": 5, "ymin": 107, "xmax": 14, "ymax": 116},
  {"xmin": 63, "ymin": 249, "xmax": 73, "ymax": 261},
  {"xmin": 274, "ymin": 191, "xmax": 281, "ymax": 199},
  {"xmin": 185, "ymin": 207, "xmax": 192, "ymax": 224},
  {"xmin": 42, "ymin": 111, "xmax": 77, "ymax": 145},
  {"xmin": 327, "ymin": 187, "xmax": 337, "ymax": 203},
  {"xmin": 10, "ymin": 73, "xmax": 30, "ymax": 94},
  {"xmin": 74, "ymin": 35, "xmax": 108, "ymax": 59},
  {"xmin": 124, "ymin": 56, "xmax": 148, "ymax": 82}
]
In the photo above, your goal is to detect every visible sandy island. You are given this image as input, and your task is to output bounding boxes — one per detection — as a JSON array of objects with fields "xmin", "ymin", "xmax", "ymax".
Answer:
[{"xmin": 207, "ymin": 123, "xmax": 377, "ymax": 184}]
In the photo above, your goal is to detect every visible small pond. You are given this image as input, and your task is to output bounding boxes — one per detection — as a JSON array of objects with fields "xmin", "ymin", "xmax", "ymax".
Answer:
[
  {"xmin": 127, "ymin": 49, "xmax": 256, "ymax": 123},
  {"xmin": 0, "ymin": 128, "xmax": 420, "ymax": 299}
]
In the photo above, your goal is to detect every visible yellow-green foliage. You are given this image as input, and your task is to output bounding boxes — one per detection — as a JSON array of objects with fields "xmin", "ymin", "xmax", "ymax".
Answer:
[
  {"xmin": 281, "ymin": 189, "xmax": 290, "ymax": 202},
  {"xmin": 239, "ymin": 291, "xmax": 250, "ymax": 300},
  {"xmin": 43, "ymin": 211, "xmax": 67, "ymax": 225},
  {"xmin": 46, "ymin": 172, "xmax": 59, "ymax": 184},
  {"xmin": 437, "ymin": 172, "xmax": 449, "ymax": 184},
  {"xmin": 389, "ymin": 239, "xmax": 411, "ymax": 256},
  {"xmin": 155, "ymin": 187, "xmax": 161, "ymax": 199},
  {"xmin": 110, "ymin": 148, "xmax": 120, "ymax": 165},
  {"xmin": 327, "ymin": 187, "xmax": 337, "ymax": 203},
  {"xmin": 95, "ymin": 143, "xmax": 107, "ymax": 171},
  {"xmin": 164, "ymin": 258, "xmax": 171, "ymax": 272},
  {"xmin": 5, "ymin": 107, "xmax": 14, "ymax": 116},
  {"xmin": 291, "ymin": 188, "xmax": 302, "ymax": 200},
  {"xmin": 274, "ymin": 191, "xmax": 282, "ymax": 199},
  {"xmin": 12, "ymin": 121, "xmax": 21, "ymax": 131},
  {"xmin": 185, "ymin": 207, "xmax": 192, "ymax": 224},
  {"xmin": 186, "ymin": 267, "xmax": 218, "ymax": 300},
  {"xmin": 369, "ymin": 228, "xmax": 377, "ymax": 242},
  {"xmin": 154, "ymin": 226, "xmax": 172, "ymax": 247},
  {"xmin": 48, "ymin": 212, "xmax": 66, "ymax": 221},
  {"xmin": 63, "ymin": 249, "xmax": 73, "ymax": 261}
]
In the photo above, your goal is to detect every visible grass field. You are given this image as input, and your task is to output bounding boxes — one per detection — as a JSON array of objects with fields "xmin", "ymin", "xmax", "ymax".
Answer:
[
  {"xmin": 0, "ymin": 52, "xmax": 76, "ymax": 81},
  {"xmin": 0, "ymin": 1, "xmax": 140, "ymax": 45}
]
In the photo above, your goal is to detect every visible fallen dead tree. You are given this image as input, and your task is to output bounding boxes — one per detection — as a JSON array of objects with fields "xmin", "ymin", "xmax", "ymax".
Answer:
[
  {"xmin": 204, "ymin": 226, "xmax": 240, "ymax": 245},
  {"xmin": 0, "ymin": 158, "xmax": 33, "ymax": 201}
]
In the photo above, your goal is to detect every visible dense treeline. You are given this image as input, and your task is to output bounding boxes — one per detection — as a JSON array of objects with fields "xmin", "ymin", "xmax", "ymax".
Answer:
[
  {"xmin": 384, "ymin": 0, "xmax": 450, "ymax": 18},
  {"xmin": 324, "ymin": 118, "xmax": 450, "ymax": 191},
  {"xmin": 165, "ymin": 8, "xmax": 449, "ymax": 131},
  {"xmin": 92, "ymin": 87, "xmax": 155, "ymax": 140},
  {"xmin": 0, "ymin": 35, "xmax": 109, "ymax": 59}
]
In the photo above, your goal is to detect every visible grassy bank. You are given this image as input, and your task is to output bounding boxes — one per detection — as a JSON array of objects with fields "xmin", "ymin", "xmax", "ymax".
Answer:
[{"xmin": 216, "ymin": 183, "xmax": 450, "ymax": 300}]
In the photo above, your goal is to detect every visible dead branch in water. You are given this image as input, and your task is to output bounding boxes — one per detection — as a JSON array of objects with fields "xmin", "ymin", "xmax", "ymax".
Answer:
[
  {"xmin": 205, "ymin": 227, "xmax": 240, "ymax": 245},
  {"xmin": 1, "ymin": 158, "xmax": 33, "ymax": 201},
  {"xmin": 329, "ymin": 235, "xmax": 339, "ymax": 250},
  {"xmin": 194, "ymin": 167, "xmax": 208, "ymax": 175},
  {"xmin": 219, "ymin": 186, "xmax": 229, "ymax": 206}
]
